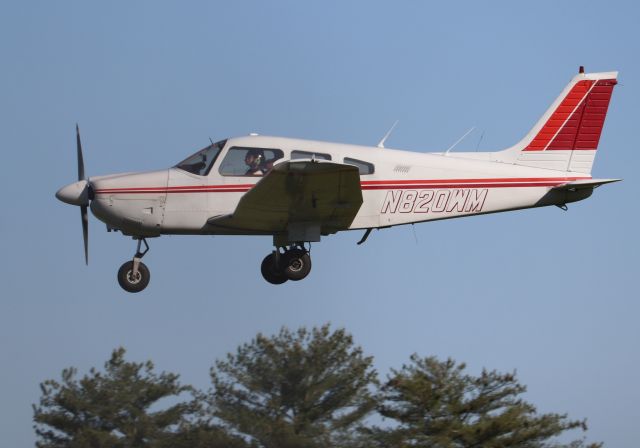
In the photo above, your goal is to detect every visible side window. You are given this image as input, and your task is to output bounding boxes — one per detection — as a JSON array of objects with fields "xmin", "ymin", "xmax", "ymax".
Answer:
[
  {"xmin": 291, "ymin": 150, "xmax": 332, "ymax": 161},
  {"xmin": 344, "ymin": 157, "xmax": 375, "ymax": 175},
  {"xmin": 219, "ymin": 147, "xmax": 284, "ymax": 176}
]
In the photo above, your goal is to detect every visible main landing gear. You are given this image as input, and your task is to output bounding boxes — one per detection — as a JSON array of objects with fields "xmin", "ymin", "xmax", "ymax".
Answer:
[
  {"xmin": 261, "ymin": 244, "xmax": 312, "ymax": 284},
  {"xmin": 117, "ymin": 238, "xmax": 151, "ymax": 293}
]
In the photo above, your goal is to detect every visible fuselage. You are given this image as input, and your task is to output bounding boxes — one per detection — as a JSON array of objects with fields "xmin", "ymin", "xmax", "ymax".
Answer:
[{"xmin": 88, "ymin": 134, "xmax": 592, "ymax": 238}]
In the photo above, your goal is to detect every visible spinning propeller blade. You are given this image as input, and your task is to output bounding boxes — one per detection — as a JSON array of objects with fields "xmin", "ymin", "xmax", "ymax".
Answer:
[
  {"xmin": 81, "ymin": 205, "xmax": 89, "ymax": 265},
  {"xmin": 77, "ymin": 125, "xmax": 88, "ymax": 264},
  {"xmin": 77, "ymin": 124, "xmax": 85, "ymax": 181}
]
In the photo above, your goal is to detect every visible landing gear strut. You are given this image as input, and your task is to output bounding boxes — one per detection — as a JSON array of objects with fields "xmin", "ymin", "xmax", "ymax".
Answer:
[
  {"xmin": 261, "ymin": 244, "xmax": 312, "ymax": 284},
  {"xmin": 117, "ymin": 238, "xmax": 151, "ymax": 293}
]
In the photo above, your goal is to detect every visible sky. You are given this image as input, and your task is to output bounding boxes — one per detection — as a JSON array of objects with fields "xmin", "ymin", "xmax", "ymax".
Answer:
[{"xmin": 1, "ymin": 0, "xmax": 639, "ymax": 446}]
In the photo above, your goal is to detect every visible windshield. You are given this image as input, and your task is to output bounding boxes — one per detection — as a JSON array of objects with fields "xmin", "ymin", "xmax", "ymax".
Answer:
[{"xmin": 175, "ymin": 139, "xmax": 226, "ymax": 176}]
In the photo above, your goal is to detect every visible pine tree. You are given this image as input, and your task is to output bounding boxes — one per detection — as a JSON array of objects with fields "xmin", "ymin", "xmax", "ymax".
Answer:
[
  {"xmin": 370, "ymin": 354, "xmax": 602, "ymax": 448},
  {"xmin": 210, "ymin": 324, "xmax": 377, "ymax": 448},
  {"xmin": 33, "ymin": 347, "xmax": 244, "ymax": 448}
]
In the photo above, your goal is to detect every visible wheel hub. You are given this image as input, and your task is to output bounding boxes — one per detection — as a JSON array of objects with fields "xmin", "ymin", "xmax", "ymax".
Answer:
[
  {"xmin": 290, "ymin": 258, "xmax": 303, "ymax": 271},
  {"xmin": 126, "ymin": 270, "xmax": 142, "ymax": 284}
]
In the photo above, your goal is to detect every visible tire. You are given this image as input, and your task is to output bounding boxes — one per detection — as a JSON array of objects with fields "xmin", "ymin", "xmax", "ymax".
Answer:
[
  {"xmin": 117, "ymin": 260, "xmax": 150, "ymax": 293},
  {"xmin": 282, "ymin": 249, "xmax": 312, "ymax": 281},
  {"xmin": 261, "ymin": 253, "xmax": 288, "ymax": 285}
]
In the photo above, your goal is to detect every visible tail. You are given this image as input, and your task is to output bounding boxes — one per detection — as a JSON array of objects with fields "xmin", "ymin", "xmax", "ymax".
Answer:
[{"xmin": 497, "ymin": 68, "xmax": 618, "ymax": 174}]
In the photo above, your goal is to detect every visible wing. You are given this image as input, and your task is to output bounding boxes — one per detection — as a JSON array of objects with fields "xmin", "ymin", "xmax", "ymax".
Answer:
[{"xmin": 207, "ymin": 160, "xmax": 363, "ymax": 238}]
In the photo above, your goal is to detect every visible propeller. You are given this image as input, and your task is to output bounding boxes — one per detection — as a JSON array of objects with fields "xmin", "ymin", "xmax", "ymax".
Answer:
[
  {"xmin": 77, "ymin": 125, "xmax": 89, "ymax": 265},
  {"xmin": 56, "ymin": 125, "xmax": 92, "ymax": 264}
]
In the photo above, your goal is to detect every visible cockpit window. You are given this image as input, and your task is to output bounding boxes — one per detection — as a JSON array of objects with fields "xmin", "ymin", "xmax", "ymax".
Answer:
[
  {"xmin": 219, "ymin": 147, "xmax": 284, "ymax": 176},
  {"xmin": 175, "ymin": 139, "xmax": 226, "ymax": 176}
]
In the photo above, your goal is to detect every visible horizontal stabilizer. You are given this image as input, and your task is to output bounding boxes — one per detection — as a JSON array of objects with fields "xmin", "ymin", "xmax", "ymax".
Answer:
[{"xmin": 552, "ymin": 178, "xmax": 621, "ymax": 191}]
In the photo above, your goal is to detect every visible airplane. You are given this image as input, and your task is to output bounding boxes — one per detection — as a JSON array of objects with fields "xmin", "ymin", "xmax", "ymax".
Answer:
[{"xmin": 56, "ymin": 67, "xmax": 620, "ymax": 293}]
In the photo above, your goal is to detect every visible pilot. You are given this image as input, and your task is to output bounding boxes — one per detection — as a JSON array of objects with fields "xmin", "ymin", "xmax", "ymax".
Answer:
[{"xmin": 245, "ymin": 148, "xmax": 267, "ymax": 175}]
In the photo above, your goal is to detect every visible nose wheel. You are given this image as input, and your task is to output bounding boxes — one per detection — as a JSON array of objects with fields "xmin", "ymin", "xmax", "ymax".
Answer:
[
  {"xmin": 261, "ymin": 245, "xmax": 312, "ymax": 284},
  {"xmin": 117, "ymin": 238, "xmax": 151, "ymax": 293}
]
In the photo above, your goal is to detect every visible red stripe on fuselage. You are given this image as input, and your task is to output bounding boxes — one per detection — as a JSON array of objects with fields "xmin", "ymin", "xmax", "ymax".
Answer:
[
  {"xmin": 95, "ymin": 184, "xmax": 254, "ymax": 193},
  {"xmin": 360, "ymin": 176, "xmax": 587, "ymax": 185},
  {"xmin": 93, "ymin": 176, "xmax": 591, "ymax": 195},
  {"xmin": 362, "ymin": 182, "xmax": 565, "ymax": 190}
]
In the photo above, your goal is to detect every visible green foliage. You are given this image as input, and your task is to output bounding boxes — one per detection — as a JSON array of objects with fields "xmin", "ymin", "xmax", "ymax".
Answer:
[
  {"xmin": 372, "ymin": 354, "xmax": 602, "ymax": 448},
  {"xmin": 209, "ymin": 324, "xmax": 378, "ymax": 448},
  {"xmin": 32, "ymin": 347, "xmax": 243, "ymax": 448},
  {"xmin": 33, "ymin": 329, "xmax": 604, "ymax": 448}
]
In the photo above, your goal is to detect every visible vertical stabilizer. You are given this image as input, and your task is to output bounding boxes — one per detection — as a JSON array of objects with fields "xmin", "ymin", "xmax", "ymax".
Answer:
[{"xmin": 497, "ymin": 70, "xmax": 617, "ymax": 174}]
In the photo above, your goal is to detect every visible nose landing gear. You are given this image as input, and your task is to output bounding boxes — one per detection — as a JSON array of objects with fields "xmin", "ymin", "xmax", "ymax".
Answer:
[
  {"xmin": 260, "ymin": 244, "xmax": 312, "ymax": 284},
  {"xmin": 117, "ymin": 238, "xmax": 151, "ymax": 293}
]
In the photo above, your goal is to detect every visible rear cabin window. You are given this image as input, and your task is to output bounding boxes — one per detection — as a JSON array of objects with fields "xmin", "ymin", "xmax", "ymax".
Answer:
[
  {"xmin": 219, "ymin": 147, "xmax": 284, "ymax": 176},
  {"xmin": 291, "ymin": 150, "xmax": 332, "ymax": 161},
  {"xmin": 344, "ymin": 157, "xmax": 375, "ymax": 175}
]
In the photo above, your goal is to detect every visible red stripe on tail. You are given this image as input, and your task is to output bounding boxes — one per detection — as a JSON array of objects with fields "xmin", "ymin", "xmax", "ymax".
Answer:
[{"xmin": 524, "ymin": 79, "xmax": 616, "ymax": 151}]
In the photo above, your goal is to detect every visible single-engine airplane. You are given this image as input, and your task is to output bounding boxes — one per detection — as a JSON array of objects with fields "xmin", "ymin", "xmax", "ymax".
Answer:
[{"xmin": 56, "ymin": 68, "xmax": 620, "ymax": 292}]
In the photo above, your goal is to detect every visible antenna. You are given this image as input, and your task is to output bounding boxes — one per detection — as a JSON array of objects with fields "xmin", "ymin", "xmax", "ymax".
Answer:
[
  {"xmin": 377, "ymin": 120, "xmax": 399, "ymax": 148},
  {"xmin": 444, "ymin": 126, "xmax": 475, "ymax": 155},
  {"xmin": 475, "ymin": 130, "xmax": 484, "ymax": 152}
]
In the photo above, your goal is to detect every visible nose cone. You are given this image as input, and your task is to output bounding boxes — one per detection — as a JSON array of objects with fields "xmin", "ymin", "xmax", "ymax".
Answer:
[{"xmin": 56, "ymin": 180, "xmax": 89, "ymax": 206}]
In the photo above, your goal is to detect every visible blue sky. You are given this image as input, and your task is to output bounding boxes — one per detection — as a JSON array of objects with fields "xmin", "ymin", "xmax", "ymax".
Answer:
[{"xmin": 1, "ymin": 1, "xmax": 639, "ymax": 446}]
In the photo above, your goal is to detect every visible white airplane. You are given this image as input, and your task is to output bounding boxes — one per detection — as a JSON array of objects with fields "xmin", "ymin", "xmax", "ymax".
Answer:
[{"xmin": 56, "ymin": 68, "xmax": 620, "ymax": 292}]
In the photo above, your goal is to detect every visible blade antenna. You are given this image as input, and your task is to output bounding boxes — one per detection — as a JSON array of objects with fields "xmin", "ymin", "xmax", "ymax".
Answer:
[
  {"xmin": 475, "ymin": 130, "xmax": 484, "ymax": 152},
  {"xmin": 377, "ymin": 120, "xmax": 399, "ymax": 148},
  {"xmin": 444, "ymin": 126, "xmax": 475, "ymax": 155}
]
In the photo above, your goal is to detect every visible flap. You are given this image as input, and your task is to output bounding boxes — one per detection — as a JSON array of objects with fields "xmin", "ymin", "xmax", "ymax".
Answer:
[{"xmin": 207, "ymin": 160, "xmax": 363, "ymax": 234}]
